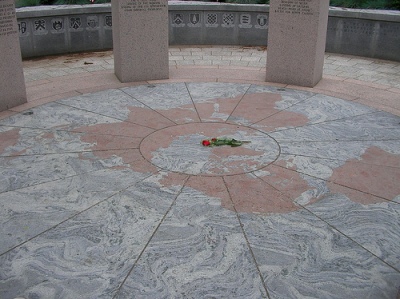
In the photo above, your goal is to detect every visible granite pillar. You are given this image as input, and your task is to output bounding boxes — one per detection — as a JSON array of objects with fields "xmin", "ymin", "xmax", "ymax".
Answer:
[
  {"xmin": 266, "ymin": 0, "xmax": 330, "ymax": 87},
  {"xmin": 111, "ymin": 0, "xmax": 169, "ymax": 82},
  {"xmin": 0, "ymin": 0, "xmax": 27, "ymax": 111}
]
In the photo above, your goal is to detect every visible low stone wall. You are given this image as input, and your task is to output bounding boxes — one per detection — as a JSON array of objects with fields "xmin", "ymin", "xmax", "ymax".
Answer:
[
  {"xmin": 16, "ymin": 2, "xmax": 400, "ymax": 61},
  {"xmin": 16, "ymin": 5, "xmax": 113, "ymax": 58},
  {"xmin": 327, "ymin": 7, "xmax": 400, "ymax": 61},
  {"xmin": 168, "ymin": 2, "xmax": 269, "ymax": 46}
]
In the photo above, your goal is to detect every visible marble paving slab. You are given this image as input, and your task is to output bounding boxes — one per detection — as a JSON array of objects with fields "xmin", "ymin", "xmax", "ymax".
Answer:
[
  {"xmin": 0, "ymin": 173, "xmax": 187, "ymax": 298},
  {"xmin": 306, "ymin": 194, "xmax": 400, "ymax": 268},
  {"xmin": 0, "ymin": 168, "xmax": 147, "ymax": 254},
  {"xmin": 116, "ymin": 187, "xmax": 268, "ymax": 298},
  {"xmin": 239, "ymin": 210, "xmax": 400, "ymax": 299}
]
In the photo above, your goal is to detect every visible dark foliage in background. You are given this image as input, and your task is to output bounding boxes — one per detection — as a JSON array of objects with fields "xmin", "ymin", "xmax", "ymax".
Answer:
[
  {"xmin": 330, "ymin": 0, "xmax": 400, "ymax": 10},
  {"xmin": 16, "ymin": 0, "xmax": 109, "ymax": 7},
  {"xmin": 328, "ymin": 0, "xmax": 400, "ymax": 9},
  {"xmin": 224, "ymin": 0, "xmax": 400, "ymax": 9}
]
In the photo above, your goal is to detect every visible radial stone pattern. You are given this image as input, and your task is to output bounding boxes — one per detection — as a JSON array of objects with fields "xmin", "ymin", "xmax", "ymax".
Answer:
[{"xmin": 0, "ymin": 82, "xmax": 399, "ymax": 299}]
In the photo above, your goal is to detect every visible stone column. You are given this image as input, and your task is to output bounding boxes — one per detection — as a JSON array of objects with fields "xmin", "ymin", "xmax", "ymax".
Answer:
[
  {"xmin": 0, "ymin": 0, "xmax": 27, "ymax": 112},
  {"xmin": 266, "ymin": 0, "xmax": 329, "ymax": 87},
  {"xmin": 112, "ymin": 0, "xmax": 169, "ymax": 82}
]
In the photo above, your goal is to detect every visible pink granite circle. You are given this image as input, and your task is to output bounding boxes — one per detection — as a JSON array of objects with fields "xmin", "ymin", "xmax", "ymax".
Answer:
[{"xmin": 140, "ymin": 122, "xmax": 280, "ymax": 176}]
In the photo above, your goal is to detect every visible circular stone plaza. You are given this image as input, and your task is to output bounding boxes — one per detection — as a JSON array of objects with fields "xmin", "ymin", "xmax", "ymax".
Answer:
[{"xmin": 0, "ymin": 47, "xmax": 399, "ymax": 298}]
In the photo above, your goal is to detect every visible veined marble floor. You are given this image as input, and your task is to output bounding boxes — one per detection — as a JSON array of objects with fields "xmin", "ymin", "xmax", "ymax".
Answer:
[{"xmin": 0, "ymin": 82, "xmax": 399, "ymax": 298}]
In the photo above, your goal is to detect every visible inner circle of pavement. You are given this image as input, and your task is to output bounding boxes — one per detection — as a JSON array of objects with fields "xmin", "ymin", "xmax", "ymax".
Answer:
[
  {"xmin": 140, "ymin": 122, "xmax": 280, "ymax": 176},
  {"xmin": 0, "ymin": 82, "xmax": 399, "ymax": 298}
]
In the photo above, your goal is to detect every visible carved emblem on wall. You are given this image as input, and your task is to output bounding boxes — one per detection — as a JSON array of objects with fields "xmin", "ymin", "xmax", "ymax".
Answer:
[
  {"xmin": 105, "ymin": 15, "xmax": 112, "ymax": 28},
  {"xmin": 70, "ymin": 17, "xmax": 82, "ymax": 30},
  {"xmin": 34, "ymin": 19, "xmax": 46, "ymax": 31},
  {"xmin": 33, "ymin": 19, "xmax": 48, "ymax": 35},
  {"xmin": 205, "ymin": 13, "xmax": 218, "ymax": 28},
  {"xmin": 239, "ymin": 14, "xmax": 252, "ymax": 29},
  {"xmin": 222, "ymin": 13, "xmax": 234, "ymax": 28},
  {"xmin": 172, "ymin": 13, "xmax": 185, "ymax": 27},
  {"xmin": 255, "ymin": 14, "xmax": 268, "ymax": 29},
  {"xmin": 188, "ymin": 13, "xmax": 201, "ymax": 28},
  {"xmin": 51, "ymin": 18, "xmax": 64, "ymax": 33},
  {"xmin": 18, "ymin": 21, "xmax": 27, "ymax": 35},
  {"xmin": 87, "ymin": 16, "xmax": 98, "ymax": 29}
]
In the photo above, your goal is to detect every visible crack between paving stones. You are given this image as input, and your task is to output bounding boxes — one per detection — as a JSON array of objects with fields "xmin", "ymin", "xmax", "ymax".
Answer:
[
  {"xmin": 249, "ymin": 91, "xmax": 316, "ymax": 127},
  {"xmin": 280, "ymin": 138, "xmax": 400, "ymax": 143},
  {"xmin": 0, "ymin": 147, "xmax": 141, "ymax": 158},
  {"xmin": 112, "ymin": 175, "xmax": 190, "ymax": 299},
  {"xmin": 299, "ymin": 204, "xmax": 400, "ymax": 273},
  {"xmin": 265, "ymin": 110, "xmax": 387, "ymax": 135},
  {"xmin": 0, "ymin": 171, "xmax": 157, "ymax": 257},
  {"xmin": 271, "ymin": 162, "xmax": 400, "ymax": 204},
  {"xmin": 278, "ymin": 152, "xmax": 400, "ymax": 170},
  {"xmin": 252, "ymin": 171, "xmax": 400, "ymax": 274},
  {"xmin": 222, "ymin": 176, "xmax": 271, "ymax": 299},
  {"xmin": 223, "ymin": 84, "xmax": 252, "ymax": 124},
  {"xmin": 184, "ymin": 82, "xmax": 202, "ymax": 122},
  {"xmin": 328, "ymin": 180, "xmax": 400, "ymax": 206},
  {"xmin": 70, "ymin": 130, "xmax": 148, "ymax": 139},
  {"xmin": 119, "ymin": 88, "xmax": 179, "ymax": 126},
  {"xmin": 0, "ymin": 124, "xmax": 148, "ymax": 139},
  {"xmin": 0, "ymin": 154, "xmax": 150, "ymax": 196},
  {"xmin": 56, "ymin": 101, "xmax": 158, "ymax": 131}
]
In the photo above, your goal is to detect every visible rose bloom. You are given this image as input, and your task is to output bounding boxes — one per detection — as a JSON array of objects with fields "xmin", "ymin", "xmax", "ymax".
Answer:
[{"xmin": 202, "ymin": 140, "xmax": 211, "ymax": 146}]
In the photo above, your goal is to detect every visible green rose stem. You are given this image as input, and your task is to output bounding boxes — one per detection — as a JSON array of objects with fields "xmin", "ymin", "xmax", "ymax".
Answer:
[{"xmin": 201, "ymin": 137, "xmax": 251, "ymax": 147}]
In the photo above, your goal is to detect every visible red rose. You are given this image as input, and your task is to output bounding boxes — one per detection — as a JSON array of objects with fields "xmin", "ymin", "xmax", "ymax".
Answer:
[
  {"xmin": 211, "ymin": 138, "xmax": 217, "ymax": 142},
  {"xmin": 202, "ymin": 140, "xmax": 211, "ymax": 146}
]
